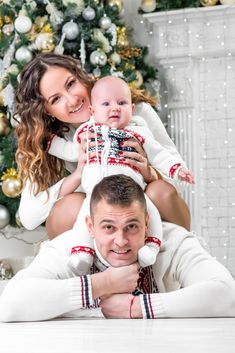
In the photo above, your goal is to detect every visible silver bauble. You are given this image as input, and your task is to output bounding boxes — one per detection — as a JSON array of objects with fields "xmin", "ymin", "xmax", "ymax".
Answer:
[
  {"xmin": 93, "ymin": 67, "xmax": 101, "ymax": 77},
  {"xmin": 99, "ymin": 15, "xmax": 112, "ymax": 30},
  {"xmin": 15, "ymin": 46, "xmax": 33, "ymax": 63},
  {"xmin": 82, "ymin": 6, "xmax": 96, "ymax": 21},
  {"xmin": 14, "ymin": 15, "xmax": 32, "ymax": 34},
  {"xmin": 62, "ymin": 21, "xmax": 79, "ymax": 40},
  {"xmin": 2, "ymin": 24, "xmax": 14, "ymax": 36},
  {"xmin": 0, "ymin": 205, "xmax": 10, "ymax": 229},
  {"xmin": 90, "ymin": 50, "xmax": 107, "ymax": 66}
]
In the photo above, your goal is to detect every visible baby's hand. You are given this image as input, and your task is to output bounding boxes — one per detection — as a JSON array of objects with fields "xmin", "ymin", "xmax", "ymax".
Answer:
[{"xmin": 178, "ymin": 168, "xmax": 195, "ymax": 184}]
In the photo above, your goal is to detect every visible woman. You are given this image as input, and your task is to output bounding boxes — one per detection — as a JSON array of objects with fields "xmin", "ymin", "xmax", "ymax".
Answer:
[{"xmin": 15, "ymin": 53, "xmax": 190, "ymax": 238}]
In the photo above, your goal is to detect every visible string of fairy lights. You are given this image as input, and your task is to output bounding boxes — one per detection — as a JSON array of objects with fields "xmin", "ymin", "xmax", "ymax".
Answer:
[{"xmin": 139, "ymin": 5, "xmax": 235, "ymax": 274}]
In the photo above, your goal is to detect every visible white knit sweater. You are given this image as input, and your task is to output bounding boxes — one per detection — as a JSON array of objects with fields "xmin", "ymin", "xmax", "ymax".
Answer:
[{"xmin": 0, "ymin": 222, "xmax": 234, "ymax": 322}]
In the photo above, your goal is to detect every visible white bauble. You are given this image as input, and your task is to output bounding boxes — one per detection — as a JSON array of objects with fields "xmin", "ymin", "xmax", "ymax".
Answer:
[
  {"xmin": 140, "ymin": 0, "xmax": 157, "ymax": 12},
  {"xmin": 0, "ymin": 205, "xmax": 10, "ymax": 229},
  {"xmin": 99, "ymin": 15, "xmax": 112, "ymax": 30},
  {"xmin": 90, "ymin": 50, "xmax": 107, "ymax": 66},
  {"xmin": 82, "ymin": 6, "xmax": 96, "ymax": 20},
  {"xmin": 15, "ymin": 46, "xmax": 33, "ymax": 63},
  {"xmin": 110, "ymin": 52, "xmax": 121, "ymax": 65},
  {"xmin": 62, "ymin": 21, "xmax": 79, "ymax": 40},
  {"xmin": 14, "ymin": 16, "xmax": 32, "ymax": 34}
]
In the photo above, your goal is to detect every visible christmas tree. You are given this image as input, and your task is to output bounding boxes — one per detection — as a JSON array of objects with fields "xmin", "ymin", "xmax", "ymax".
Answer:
[{"xmin": 0, "ymin": 0, "xmax": 158, "ymax": 228}]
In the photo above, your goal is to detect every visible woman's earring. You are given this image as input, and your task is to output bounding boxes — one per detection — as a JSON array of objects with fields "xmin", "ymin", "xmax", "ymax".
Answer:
[{"xmin": 51, "ymin": 116, "xmax": 55, "ymax": 122}]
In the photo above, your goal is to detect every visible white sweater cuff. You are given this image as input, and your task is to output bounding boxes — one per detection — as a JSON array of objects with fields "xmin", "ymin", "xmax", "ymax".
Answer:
[
  {"xmin": 70, "ymin": 275, "xmax": 93, "ymax": 309},
  {"xmin": 140, "ymin": 294, "xmax": 166, "ymax": 319}
]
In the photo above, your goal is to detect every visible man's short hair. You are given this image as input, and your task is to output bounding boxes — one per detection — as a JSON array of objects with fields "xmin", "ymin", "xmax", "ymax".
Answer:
[{"xmin": 90, "ymin": 174, "xmax": 146, "ymax": 218}]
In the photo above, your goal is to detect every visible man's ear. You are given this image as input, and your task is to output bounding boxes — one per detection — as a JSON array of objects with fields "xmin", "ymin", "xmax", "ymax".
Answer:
[
  {"xmin": 132, "ymin": 103, "xmax": 135, "ymax": 112},
  {"xmin": 85, "ymin": 215, "xmax": 95, "ymax": 238}
]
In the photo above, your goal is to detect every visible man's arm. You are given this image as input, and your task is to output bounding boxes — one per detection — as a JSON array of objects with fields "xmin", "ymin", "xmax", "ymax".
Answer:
[
  {"xmin": 0, "ymin": 232, "xmax": 139, "ymax": 322},
  {"xmin": 100, "ymin": 234, "xmax": 235, "ymax": 319}
]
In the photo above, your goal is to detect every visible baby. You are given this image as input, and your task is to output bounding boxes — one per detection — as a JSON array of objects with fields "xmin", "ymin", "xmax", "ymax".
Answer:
[{"xmin": 49, "ymin": 76, "xmax": 194, "ymax": 274}]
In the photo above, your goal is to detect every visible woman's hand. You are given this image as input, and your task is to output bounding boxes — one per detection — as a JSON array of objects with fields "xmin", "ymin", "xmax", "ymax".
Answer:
[
  {"xmin": 120, "ymin": 139, "xmax": 159, "ymax": 184},
  {"xmin": 100, "ymin": 294, "xmax": 142, "ymax": 319}
]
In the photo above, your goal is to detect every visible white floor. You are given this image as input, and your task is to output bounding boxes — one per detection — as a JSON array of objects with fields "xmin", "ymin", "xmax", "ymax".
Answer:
[{"xmin": 0, "ymin": 318, "xmax": 235, "ymax": 353}]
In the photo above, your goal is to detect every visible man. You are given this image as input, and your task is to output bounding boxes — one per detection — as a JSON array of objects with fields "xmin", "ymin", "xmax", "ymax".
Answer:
[{"xmin": 0, "ymin": 175, "xmax": 234, "ymax": 321}]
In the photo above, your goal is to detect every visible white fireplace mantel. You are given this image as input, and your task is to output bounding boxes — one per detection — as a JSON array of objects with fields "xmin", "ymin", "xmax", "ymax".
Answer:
[
  {"xmin": 143, "ymin": 5, "xmax": 235, "ymax": 59},
  {"xmin": 141, "ymin": 4, "xmax": 235, "ymax": 276}
]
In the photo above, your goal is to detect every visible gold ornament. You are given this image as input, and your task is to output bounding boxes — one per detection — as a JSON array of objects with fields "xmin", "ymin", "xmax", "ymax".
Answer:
[
  {"xmin": 107, "ymin": 0, "xmax": 123, "ymax": 12},
  {"xmin": 200, "ymin": 0, "xmax": 218, "ymax": 5},
  {"xmin": 140, "ymin": 0, "xmax": 157, "ymax": 12},
  {"xmin": 4, "ymin": 16, "xmax": 12, "ymax": 24},
  {"xmin": 1, "ymin": 168, "xmax": 23, "ymax": 198},
  {"xmin": 0, "ymin": 112, "xmax": 10, "ymax": 136},
  {"xmin": 129, "ymin": 71, "xmax": 144, "ymax": 89},
  {"xmin": 0, "ymin": 17, "xmax": 4, "ymax": 28},
  {"xmin": 118, "ymin": 47, "xmax": 142, "ymax": 60},
  {"xmin": 117, "ymin": 26, "xmax": 129, "ymax": 47}
]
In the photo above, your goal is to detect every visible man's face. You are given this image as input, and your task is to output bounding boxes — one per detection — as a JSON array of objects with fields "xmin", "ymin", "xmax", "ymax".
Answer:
[{"xmin": 86, "ymin": 199, "xmax": 148, "ymax": 267}]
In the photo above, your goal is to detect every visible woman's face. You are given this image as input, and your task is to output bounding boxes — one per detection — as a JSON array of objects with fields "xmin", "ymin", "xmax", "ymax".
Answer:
[{"xmin": 39, "ymin": 66, "xmax": 91, "ymax": 127}]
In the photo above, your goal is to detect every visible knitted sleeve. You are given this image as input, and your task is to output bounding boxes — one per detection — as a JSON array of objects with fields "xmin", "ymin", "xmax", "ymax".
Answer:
[
  {"xmin": 48, "ymin": 134, "xmax": 79, "ymax": 162},
  {"xmin": 0, "ymin": 238, "xmax": 94, "ymax": 322},
  {"xmin": 139, "ymin": 236, "xmax": 235, "ymax": 318},
  {"xmin": 18, "ymin": 178, "xmax": 65, "ymax": 230}
]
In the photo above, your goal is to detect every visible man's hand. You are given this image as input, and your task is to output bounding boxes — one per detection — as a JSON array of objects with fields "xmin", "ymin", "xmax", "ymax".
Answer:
[
  {"xmin": 100, "ymin": 294, "xmax": 142, "ymax": 319},
  {"xmin": 104, "ymin": 263, "xmax": 139, "ymax": 295},
  {"xmin": 91, "ymin": 263, "xmax": 139, "ymax": 299}
]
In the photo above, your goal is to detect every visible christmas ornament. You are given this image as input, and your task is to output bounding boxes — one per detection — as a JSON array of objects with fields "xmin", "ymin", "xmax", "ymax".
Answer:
[
  {"xmin": 4, "ymin": 16, "xmax": 12, "ymax": 24},
  {"xmin": 14, "ymin": 15, "xmax": 32, "ymax": 33},
  {"xmin": 140, "ymin": 0, "xmax": 157, "ymax": 12},
  {"xmin": 79, "ymin": 37, "xmax": 86, "ymax": 67},
  {"xmin": 82, "ymin": 6, "xmax": 96, "ymax": 21},
  {"xmin": 1, "ymin": 168, "xmax": 23, "ymax": 198},
  {"xmin": 99, "ymin": 15, "xmax": 112, "ymax": 30},
  {"xmin": 45, "ymin": 1, "xmax": 64, "ymax": 28},
  {"xmin": 117, "ymin": 26, "xmax": 129, "ymax": 47},
  {"xmin": 15, "ymin": 209, "xmax": 23, "ymax": 228},
  {"xmin": 0, "ymin": 205, "xmax": 10, "ymax": 229},
  {"xmin": 90, "ymin": 49, "xmax": 107, "ymax": 66},
  {"xmin": 93, "ymin": 28, "xmax": 112, "ymax": 53},
  {"xmin": 0, "ymin": 112, "xmax": 10, "ymax": 136},
  {"xmin": 107, "ymin": 0, "xmax": 123, "ymax": 12},
  {"xmin": 34, "ymin": 33, "xmax": 55, "ymax": 52},
  {"xmin": 0, "ymin": 17, "xmax": 3, "ymax": 28},
  {"xmin": 110, "ymin": 52, "xmax": 121, "ymax": 65},
  {"xmin": 220, "ymin": 0, "xmax": 235, "ymax": 3},
  {"xmin": 0, "ymin": 260, "xmax": 14, "ymax": 280},
  {"xmin": 15, "ymin": 46, "xmax": 33, "ymax": 63},
  {"xmin": 62, "ymin": 21, "xmax": 79, "ymax": 40},
  {"xmin": 200, "ymin": 0, "xmax": 218, "ymax": 5},
  {"xmin": 2, "ymin": 24, "xmax": 14, "ymax": 36},
  {"xmin": 129, "ymin": 70, "xmax": 144, "ymax": 89},
  {"xmin": 119, "ymin": 47, "xmax": 141, "ymax": 60},
  {"xmin": 93, "ymin": 67, "xmax": 101, "ymax": 78}
]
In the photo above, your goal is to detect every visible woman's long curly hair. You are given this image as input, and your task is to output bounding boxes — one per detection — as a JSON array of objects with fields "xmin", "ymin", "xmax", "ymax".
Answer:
[{"xmin": 15, "ymin": 53, "xmax": 94, "ymax": 195}]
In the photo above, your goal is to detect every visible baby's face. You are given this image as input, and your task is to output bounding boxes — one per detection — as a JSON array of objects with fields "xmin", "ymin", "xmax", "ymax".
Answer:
[{"xmin": 90, "ymin": 77, "xmax": 134, "ymax": 129}]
